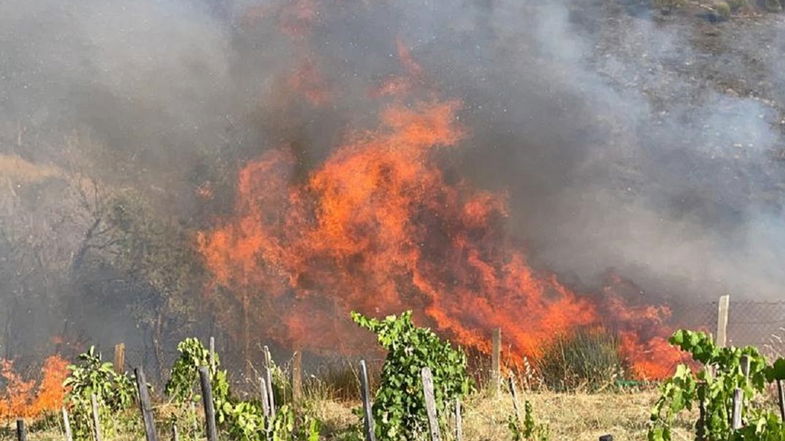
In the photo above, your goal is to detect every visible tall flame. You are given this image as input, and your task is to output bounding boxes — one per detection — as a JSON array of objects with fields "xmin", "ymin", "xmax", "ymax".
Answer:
[{"xmin": 198, "ymin": 95, "xmax": 683, "ymax": 378}]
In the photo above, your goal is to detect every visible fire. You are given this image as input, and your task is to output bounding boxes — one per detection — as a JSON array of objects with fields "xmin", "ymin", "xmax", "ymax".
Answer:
[
  {"xmin": 197, "ymin": 27, "xmax": 686, "ymax": 379},
  {"xmin": 198, "ymin": 95, "xmax": 685, "ymax": 378},
  {"xmin": 0, "ymin": 355, "xmax": 69, "ymax": 420}
]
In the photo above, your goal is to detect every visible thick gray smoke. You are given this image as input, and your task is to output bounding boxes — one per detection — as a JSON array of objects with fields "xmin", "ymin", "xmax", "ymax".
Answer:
[
  {"xmin": 394, "ymin": 0, "xmax": 785, "ymax": 300},
  {"xmin": 1, "ymin": 0, "xmax": 784, "ymax": 366}
]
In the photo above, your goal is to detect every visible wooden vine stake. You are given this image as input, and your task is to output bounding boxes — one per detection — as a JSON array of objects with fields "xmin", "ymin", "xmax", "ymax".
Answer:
[
  {"xmin": 263, "ymin": 346, "xmax": 276, "ymax": 415},
  {"xmin": 732, "ymin": 355, "xmax": 751, "ymax": 430},
  {"xmin": 716, "ymin": 295, "xmax": 730, "ymax": 348},
  {"xmin": 292, "ymin": 350, "xmax": 303, "ymax": 408},
  {"xmin": 260, "ymin": 377, "xmax": 271, "ymax": 417},
  {"xmin": 172, "ymin": 424, "xmax": 179, "ymax": 441},
  {"xmin": 135, "ymin": 366, "xmax": 158, "ymax": 441},
  {"xmin": 491, "ymin": 328, "xmax": 502, "ymax": 396},
  {"xmin": 359, "ymin": 360, "xmax": 376, "ymax": 441},
  {"xmin": 90, "ymin": 394, "xmax": 103, "ymax": 441},
  {"xmin": 421, "ymin": 367, "xmax": 442, "ymax": 441},
  {"xmin": 454, "ymin": 398, "xmax": 463, "ymax": 441},
  {"xmin": 508, "ymin": 376, "xmax": 523, "ymax": 428},
  {"xmin": 198, "ymin": 366, "xmax": 218, "ymax": 441},
  {"xmin": 732, "ymin": 389, "xmax": 743, "ymax": 429},
  {"xmin": 209, "ymin": 337, "xmax": 216, "ymax": 372},
  {"xmin": 62, "ymin": 406, "xmax": 74, "ymax": 441},
  {"xmin": 113, "ymin": 343, "xmax": 125, "ymax": 374},
  {"xmin": 16, "ymin": 419, "xmax": 26, "ymax": 441},
  {"xmin": 777, "ymin": 379, "xmax": 785, "ymax": 421}
]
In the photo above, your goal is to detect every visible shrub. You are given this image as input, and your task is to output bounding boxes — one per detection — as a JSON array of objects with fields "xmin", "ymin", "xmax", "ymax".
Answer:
[
  {"xmin": 64, "ymin": 347, "xmax": 137, "ymax": 440},
  {"xmin": 727, "ymin": 0, "xmax": 747, "ymax": 10},
  {"xmin": 714, "ymin": 1, "xmax": 732, "ymax": 19},
  {"xmin": 166, "ymin": 337, "xmax": 221, "ymax": 403},
  {"xmin": 352, "ymin": 311, "xmax": 472, "ymax": 441},
  {"xmin": 537, "ymin": 329, "xmax": 625, "ymax": 391},
  {"xmin": 652, "ymin": 0, "xmax": 686, "ymax": 11},
  {"xmin": 508, "ymin": 400, "xmax": 549, "ymax": 441},
  {"xmin": 166, "ymin": 338, "xmax": 320, "ymax": 441},
  {"xmin": 649, "ymin": 330, "xmax": 785, "ymax": 441},
  {"xmin": 765, "ymin": 0, "xmax": 783, "ymax": 12}
]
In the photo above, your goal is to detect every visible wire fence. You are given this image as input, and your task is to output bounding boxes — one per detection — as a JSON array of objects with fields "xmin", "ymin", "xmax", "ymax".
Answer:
[{"xmin": 677, "ymin": 298, "xmax": 785, "ymax": 357}]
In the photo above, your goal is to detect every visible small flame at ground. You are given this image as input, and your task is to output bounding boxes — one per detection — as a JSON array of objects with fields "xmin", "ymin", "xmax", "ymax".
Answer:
[{"xmin": 0, "ymin": 355, "xmax": 69, "ymax": 421}]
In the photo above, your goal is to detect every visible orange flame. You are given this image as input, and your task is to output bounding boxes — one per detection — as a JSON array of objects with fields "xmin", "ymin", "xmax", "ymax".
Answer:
[
  {"xmin": 197, "ymin": 95, "xmax": 684, "ymax": 378},
  {"xmin": 0, "ymin": 355, "xmax": 69, "ymax": 420}
]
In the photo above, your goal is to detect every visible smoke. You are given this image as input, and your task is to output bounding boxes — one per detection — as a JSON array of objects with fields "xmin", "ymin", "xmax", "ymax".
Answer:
[
  {"xmin": 1, "ymin": 0, "xmax": 784, "ymax": 366},
  {"xmin": 508, "ymin": 2, "xmax": 785, "ymax": 300},
  {"xmin": 396, "ymin": 0, "xmax": 785, "ymax": 300}
]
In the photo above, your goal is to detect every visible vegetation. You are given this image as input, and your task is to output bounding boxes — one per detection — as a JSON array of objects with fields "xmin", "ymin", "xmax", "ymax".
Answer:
[
  {"xmin": 537, "ymin": 329, "xmax": 625, "ymax": 392},
  {"xmin": 15, "ymin": 325, "xmax": 785, "ymax": 441},
  {"xmin": 165, "ymin": 337, "xmax": 220, "ymax": 402},
  {"xmin": 652, "ymin": 0, "xmax": 687, "ymax": 12},
  {"xmin": 649, "ymin": 329, "xmax": 785, "ymax": 441},
  {"xmin": 507, "ymin": 400, "xmax": 549, "ymax": 441},
  {"xmin": 726, "ymin": 0, "xmax": 747, "ymax": 11},
  {"xmin": 765, "ymin": 0, "xmax": 783, "ymax": 12},
  {"xmin": 64, "ymin": 347, "xmax": 137, "ymax": 440},
  {"xmin": 713, "ymin": 1, "xmax": 732, "ymax": 19},
  {"xmin": 352, "ymin": 311, "xmax": 472, "ymax": 441},
  {"xmin": 165, "ymin": 337, "xmax": 320, "ymax": 441}
]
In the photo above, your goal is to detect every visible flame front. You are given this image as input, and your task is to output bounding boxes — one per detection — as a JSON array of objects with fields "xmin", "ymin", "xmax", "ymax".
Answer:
[{"xmin": 198, "ymin": 95, "xmax": 683, "ymax": 378}]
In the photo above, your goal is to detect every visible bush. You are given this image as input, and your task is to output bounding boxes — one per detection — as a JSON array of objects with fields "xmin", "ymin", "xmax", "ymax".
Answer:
[
  {"xmin": 166, "ymin": 337, "xmax": 221, "ymax": 402},
  {"xmin": 537, "ymin": 329, "xmax": 625, "ymax": 391},
  {"xmin": 508, "ymin": 400, "xmax": 549, "ymax": 441},
  {"xmin": 649, "ymin": 330, "xmax": 785, "ymax": 441},
  {"xmin": 714, "ymin": 1, "xmax": 732, "ymax": 19},
  {"xmin": 651, "ymin": 0, "xmax": 686, "ymax": 11},
  {"xmin": 64, "ymin": 347, "xmax": 138, "ymax": 440},
  {"xmin": 165, "ymin": 338, "xmax": 320, "ymax": 441},
  {"xmin": 727, "ymin": 0, "xmax": 747, "ymax": 10},
  {"xmin": 765, "ymin": 0, "xmax": 783, "ymax": 12},
  {"xmin": 352, "ymin": 311, "xmax": 472, "ymax": 441}
]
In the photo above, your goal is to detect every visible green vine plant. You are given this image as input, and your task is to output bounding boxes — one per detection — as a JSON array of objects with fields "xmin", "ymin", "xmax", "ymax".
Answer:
[
  {"xmin": 352, "ymin": 311, "xmax": 473, "ymax": 441},
  {"xmin": 165, "ymin": 337, "xmax": 221, "ymax": 403},
  {"xmin": 64, "ymin": 346, "xmax": 138, "ymax": 441},
  {"xmin": 507, "ymin": 401, "xmax": 550, "ymax": 441},
  {"xmin": 165, "ymin": 337, "xmax": 320, "ymax": 441},
  {"xmin": 648, "ymin": 329, "xmax": 785, "ymax": 441}
]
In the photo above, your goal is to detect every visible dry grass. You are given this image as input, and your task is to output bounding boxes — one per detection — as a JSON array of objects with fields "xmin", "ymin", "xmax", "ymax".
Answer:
[
  {"xmin": 17, "ymin": 390, "xmax": 697, "ymax": 441},
  {"xmin": 308, "ymin": 389, "xmax": 697, "ymax": 441},
  {"xmin": 463, "ymin": 390, "xmax": 694, "ymax": 441}
]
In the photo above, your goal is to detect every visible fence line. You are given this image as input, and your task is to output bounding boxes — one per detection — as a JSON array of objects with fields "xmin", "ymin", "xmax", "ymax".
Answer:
[{"xmin": 679, "ymin": 297, "xmax": 785, "ymax": 356}]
